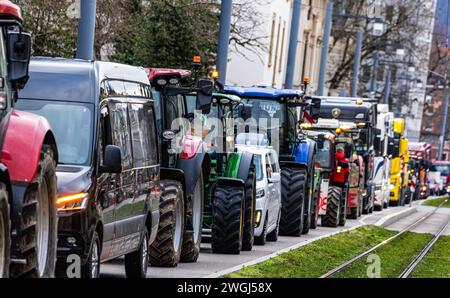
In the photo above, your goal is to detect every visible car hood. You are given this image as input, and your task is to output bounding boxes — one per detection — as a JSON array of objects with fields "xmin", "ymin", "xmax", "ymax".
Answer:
[{"xmin": 56, "ymin": 165, "xmax": 93, "ymax": 196}]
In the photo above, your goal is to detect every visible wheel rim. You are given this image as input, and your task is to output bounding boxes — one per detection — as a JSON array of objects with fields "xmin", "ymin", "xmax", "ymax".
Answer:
[
  {"xmin": 36, "ymin": 178, "xmax": 50, "ymax": 276},
  {"xmin": 0, "ymin": 208, "xmax": 5, "ymax": 278},
  {"xmin": 193, "ymin": 179, "xmax": 202, "ymax": 241},
  {"xmin": 91, "ymin": 241, "xmax": 99, "ymax": 278},
  {"xmin": 141, "ymin": 233, "xmax": 148, "ymax": 275},
  {"xmin": 174, "ymin": 198, "xmax": 183, "ymax": 253}
]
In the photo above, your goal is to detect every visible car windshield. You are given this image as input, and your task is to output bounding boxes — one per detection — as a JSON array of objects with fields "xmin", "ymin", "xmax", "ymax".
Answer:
[
  {"xmin": 316, "ymin": 139, "xmax": 331, "ymax": 168},
  {"xmin": 15, "ymin": 99, "xmax": 94, "ymax": 166},
  {"xmin": 253, "ymin": 154, "xmax": 264, "ymax": 182}
]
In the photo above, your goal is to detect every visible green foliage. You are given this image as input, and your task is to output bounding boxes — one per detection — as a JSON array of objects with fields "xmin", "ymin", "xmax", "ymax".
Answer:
[
  {"xmin": 112, "ymin": 0, "xmax": 219, "ymax": 71},
  {"xmin": 423, "ymin": 196, "xmax": 450, "ymax": 208},
  {"xmin": 412, "ymin": 235, "xmax": 450, "ymax": 278}
]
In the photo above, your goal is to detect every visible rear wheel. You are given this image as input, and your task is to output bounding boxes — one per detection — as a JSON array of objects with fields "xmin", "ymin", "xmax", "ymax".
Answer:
[
  {"xmin": 242, "ymin": 167, "xmax": 256, "ymax": 251},
  {"xmin": 348, "ymin": 207, "xmax": 358, "ymax": 220},
  {"xmin": 302, "ymin": 170, "xmax": 313, "ymax": 234},
  {"xmin": 149, "ymin": 180, "xmax": 185, "ymax": 267},
  {"xmin": 280, "ymin": 168, "xmax": 306, "ymax": 236},
  {"xmin": 339, "ymin": 186, "xmax": 348, "ymax": 227},
  {"xmin": 310, "ymin": 180, "xmax": 320, "ymax": 229},
  {"xmin": 10, "ymin": 145, "xmax": 58, "ymax": 278},
  {"xmin": 0, "ymin": 185, "xmax": 10, "ymax": 278},
  {"xmin": 322, "ymin": 186, "xmax": 341, "ymax": 228},
  {"xmin": 181, "ymin": 173, "xmax": 204, "ymax": 263},
  {"xmin": 211, "ymin": 185, "xmax": 245, "ymax": 254},
  {"xmin": 125, "ymin": 227, "xmax": 149, "ymax": 278}
]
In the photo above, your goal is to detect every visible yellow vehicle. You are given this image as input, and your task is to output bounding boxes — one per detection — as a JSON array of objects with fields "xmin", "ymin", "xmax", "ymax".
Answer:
[{"xmin": 389, "ymin": 118, "xmax": 410, "ymax": 206}]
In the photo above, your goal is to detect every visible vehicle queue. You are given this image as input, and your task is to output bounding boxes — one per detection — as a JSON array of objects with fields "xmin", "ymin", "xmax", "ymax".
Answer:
[{"xmin": 0, "ymin": 0, "xmax": 446, "ymax": 279}]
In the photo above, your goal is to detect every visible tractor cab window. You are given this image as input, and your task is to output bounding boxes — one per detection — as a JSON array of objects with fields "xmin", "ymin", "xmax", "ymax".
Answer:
[
  {"xmin": 316, "ymin": 139, "xmax": 332, "ymax": 169},
  {"xmin": 151, "ymin": 88, "xmax": 162, "ymax": 133},
  {"xmin": 0, "ymin": 31, "xmax": 9, "ymax": 112}
]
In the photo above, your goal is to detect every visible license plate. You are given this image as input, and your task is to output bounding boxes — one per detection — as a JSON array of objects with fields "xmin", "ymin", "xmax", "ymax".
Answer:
[{"xmin": 319, "ymin": 179, "xmax": 329, "ymax": 216}]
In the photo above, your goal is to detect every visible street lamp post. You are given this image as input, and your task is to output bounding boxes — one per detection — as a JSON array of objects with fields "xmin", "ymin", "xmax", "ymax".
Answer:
[
  {"xmin": 285, "ymin": 0, "xmax": 302, "ymax": 89},
  {"xmin": 318, "ymin": 1, "xmax": 334, "ymax": 96},
  {"xmin": 76, "ymin": 0, "xmax": 97, "ymax": 60},
  {"xmin": 216, "ymin": 0, "xmax": 233, "ymax": 84},
  {"xmin": 351, "ymin": 31, "xmax": 363, "ymax": 97}
]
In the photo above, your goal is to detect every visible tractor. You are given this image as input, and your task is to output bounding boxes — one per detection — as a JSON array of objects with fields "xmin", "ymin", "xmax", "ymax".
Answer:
[
  {"xmin": 147, "ymin": 67, "xmax": 214, "ymax": 265},
  {"xmin": 185, "ymin": 91, "xmax": 257, "ymax": 254},
  {"xmin": 0, "ymin": 1, "xmax": 59, "ymax": 277},
  {"xmin": 224, "ymin": 86, "xmax": 321, "ymax": 236}
]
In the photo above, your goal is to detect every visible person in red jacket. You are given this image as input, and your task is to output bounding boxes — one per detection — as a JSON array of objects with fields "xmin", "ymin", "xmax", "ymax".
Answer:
[{"xmin": 332, "ymin": 147, "xmax": 350, "ymax": 188}]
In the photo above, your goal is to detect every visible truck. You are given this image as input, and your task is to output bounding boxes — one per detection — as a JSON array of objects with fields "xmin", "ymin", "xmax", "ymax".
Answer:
[
  {"xmin": 373, "ymin": 104, "xmax": 394, "ymax": 210},
  {"xmin": 389, "ymin": 118, "xmax": 410, "ymax": 206},
  {"xmin": 224, "ymin": 86, "xmax": 321, "ymax": 236},
  {"xmin": 317, "ymin": 97, "xmax": 378, "ymax": 214},
  {"xmin": 147, "ymin": 68, "xmax": 213, "ymax": 265},
  {"xmin": 0, "ymin": 1, "xmax": 59, "ymax": 277},
  {"xmin": 408, "ymin": 142, "xmax": 432, "ymax": 200},
  {"xmin": 431, "ymin": 160, "xmax": 450, "ymax": 195}
]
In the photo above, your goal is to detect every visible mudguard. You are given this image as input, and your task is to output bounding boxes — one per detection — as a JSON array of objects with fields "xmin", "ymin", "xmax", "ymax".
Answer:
[
  {"xmin": 1, "ymin": 109, "xmax": 58, "ymax": 183},
  {"xmin": 216, "ymin": 177, "xmax": 245, "ymax": 189},
  {"xmin": 179, "ymin": 147, "xmax": 210, "ymax": 196},
  {"xmin": 237, "ymin": 151, "xmax": 254, "ymax": 182},
  {"xmin": 160, "ymin": 167, "xmax": 187, "ymax": 196}
]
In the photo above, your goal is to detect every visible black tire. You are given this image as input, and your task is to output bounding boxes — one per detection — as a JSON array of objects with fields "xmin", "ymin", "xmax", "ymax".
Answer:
[
  {"xmin": 81, "ymin": 231, "xmax": 101, "ymax": 279},
  {"xmin": 10, "ymin": 145, "xmax": 58, "ymax": 278},
  {"xmin": 348, "ymin": 207, "xmax": 358, "ymax": 220},
  {"xmin": 390, "ymin": 199, "xmax": 400, "ymax": 207},
  {"xmin": 279, "ymin": 168, "xmax": 306, "ymax": 236},
  {"xmin": 254, "ymin": 213, "xmax": 267, "ymax": 246},
  {"xmin": 211, "ymin": 185, "xmax": 245, "ymax": 254},
  {"xmin": 149, "ymin": 180, "xmax": 185, "ymax": 267},
  {"xmin": 374, "ymin": 204, "xmax": 383, "ymax": 212},
  {"xmin": 266, "ymin": 211, "xmax": 280, "ymax": 242},
  {"xmin": 0, "ymin": 185, "xmax": 10, "ymax": 278},
  {"xmin": 383, "ymin": 201, "xmax": 388, "ymax": 209},
  {"xmin": 242, "ymin": 167, "xmax": 256, "ymax": 251},
  {"xmin": 125, "ymin": 227, "xmax": 149, "ymax": 278},
  {"xmin": 181, "ymin": 173, "xmax": 204, "ymax": 263},
  {"xmin": 322, "ymin": 186, "xmax": 341, "ymax": 228},
  {"xmin": 339, "ymin": 186, "xmax": 348, "ymax": 227},
  {"xmin": 310, "ymin": 180, "xmax": 320, "ymax": 229},
  {"xmin": 302, "ymin": 170, "xmax": 313, "ymax": 234}
]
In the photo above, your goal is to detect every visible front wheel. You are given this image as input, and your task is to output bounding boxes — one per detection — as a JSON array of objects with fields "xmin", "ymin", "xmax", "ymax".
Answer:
[
  {"xmin": 211, "ymin": 185, "xmax": 245, "ymax": 254},
  {"xmin": 302, "ymin": 170, "xmax": 313, "ymax": 235},
  {"xmin": 0, "ymin": 185, "xmax": 10, "ymax": 278},
  {"xmin": 125, "ymin": 227, "xmax": 149, "ymax": 278},
  {"xmin": 149, "ymin": 180, "xmax": 185, "ymax": 267},
  {"xmin": 280, "ymin": 168, "xmax": 306, "ymax": 237},
  {"xmin": 322, "ymin": 186, "xmax": 342, "ymax": 228},
  {"xmin": 181, "ymin": 173, "xmax": 204, "ymax": 263},
  {"xmin": 242, "ymin": 167, "xmax": 256, "ymax": 251},
  {"xmin": 81, "ymin": 231, "xmax": 101, "ymax": 278},
  {"xmin": 339, "ymin": 186, "xmax": 348, "ymax": 227},
  {"xmin": 10, "ymin": 145, "xmax": 58, "ymax": 278}
]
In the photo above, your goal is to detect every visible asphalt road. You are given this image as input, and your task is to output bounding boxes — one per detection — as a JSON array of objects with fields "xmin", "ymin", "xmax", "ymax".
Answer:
[{"xmin": 100, "ymin": 204, "xmax": 417, "ymax": 278}]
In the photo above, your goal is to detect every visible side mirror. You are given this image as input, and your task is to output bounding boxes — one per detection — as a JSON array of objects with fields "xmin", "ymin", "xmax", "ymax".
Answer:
[
  {"xmin": 100, "ymin": 145, "xmax": 122, "ymax": 174},
  {"xmin": 309, "ymin": 97, "xmax": 321, "ymax": 120},
  {"xmin": 241, "ymin": 104, "xmax": 252, "ymax": 121},
  {"xmin": 6, "ymin": 32, "xmax": 32, "ymax": 89},
  {"xmin": 317, "ymin": 135, "xmax": 325, "ymax": 150},
  {"xmin": 196, "ymin": 79, "xmax": 213, "ymax": 115},
  {"xmin": 269, "ymin": 172, "xmax": 281, "ymax": 184}
]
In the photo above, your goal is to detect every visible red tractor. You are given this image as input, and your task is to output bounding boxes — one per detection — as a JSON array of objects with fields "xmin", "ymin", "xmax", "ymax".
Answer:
[{"xmin": 0, "ymin": 1, "xmax": 58, "ymax": 277}]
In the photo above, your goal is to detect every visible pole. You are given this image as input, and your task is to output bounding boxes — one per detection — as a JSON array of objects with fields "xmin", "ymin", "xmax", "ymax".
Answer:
[
  {"xmin": 216, "ymin": 0, "xmax": 233, "ymax": 84},
  {"xmin": 76, "ymin": 0, "xmax": 97, "ymax": 60},
  {"xmin": 285, "ymin": 0, "xmax": 302, "ymax": 89},
  {"xmin": 351, "ymin": 31, "xmax": 363, "ymax": 97},
  {"xmin": 369, "ymin": 51, "xmax": 379, "ymax": 97},
  {"xmin": 438, "ymin": 81, "xmax": 449, "ymax": 160},
  {"xmin": 318, "ymin": 1, "xmax": 334, "ymax": 96},
  {"xmin": 383, "ymin": 67, "xmax": 391, "ymax": 105}
]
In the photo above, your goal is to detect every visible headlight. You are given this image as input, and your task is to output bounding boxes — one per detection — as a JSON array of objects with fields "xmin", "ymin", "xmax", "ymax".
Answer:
[
  {"xmin": 256, "ymin": 189, "xmax": 265, "ymax": 199},
  {"xmin": 57, "ymin": 193, "xmax": 89, "ymax": 211},
  {"xmin": 389, "ymin": 184, "xmax": 395, "ymax": 190}
]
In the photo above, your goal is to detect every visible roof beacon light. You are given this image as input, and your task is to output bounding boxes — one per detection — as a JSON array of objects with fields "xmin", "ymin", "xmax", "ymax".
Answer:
[
  {"xmin": 356, "ymin": 98, "xmax": 364, "ymax": 105},
  {"xmin": 212, "ymin": 70, "xmax": 220, "ymax": 79},
  {"xmin": 193, "ymin": 56, "xmax": 201, "ymax": 64}
]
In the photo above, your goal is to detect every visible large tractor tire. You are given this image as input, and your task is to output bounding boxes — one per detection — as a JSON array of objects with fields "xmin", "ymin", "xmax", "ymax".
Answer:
[
  {"xmin": 310, "ymin": 179, "xmax": 320, "ymax": 229},
  {"xmin": 348, "ymin": 207, "xmax": 358, "ymax": 220},
  {"xmin": 10, "ymin": 145, "xmax": 58, "ymax": 278},
  {"xmin": 302, "ymin": 169, "xmax": 314, "ymax": 235},
  {"xmin": 211, "ymin": 185, "xmax": 245, "ymax": 254},
  {"xmin": 149, "ymin": 180, "xmax": 185, "ymax": 267},
  {"xmin": 242, "ymin": 166, "xmax": 256, "ymax": 251},
  {"xmin": 279, "ymin": 168, "xmax": 306, "ymax": 237},
  {"xmin": 181, "ymin": 173, "xmax": 204, "ymax": 263},
  {"xmin": 339, "ymin": 186, "xmax": 348, "ymax": 227},
  {"xmin": 0, "ymin": 184, "xmax": 10, "ymax": 278},
  {"xmin": 322, "ymin": 186, "xmax": 342, "ymax": 228}
]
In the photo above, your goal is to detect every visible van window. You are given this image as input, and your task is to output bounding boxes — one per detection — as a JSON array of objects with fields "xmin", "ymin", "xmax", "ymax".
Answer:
[
  {"xmin": 111, "ymin": 102, "xmax": 133, "ymax": 169},
  {"xmin": 129, "ymin": 103, "xmax": 158, "ymax": 167},
  {"xmin": 253, "ymin": 154, "xmax": 264, "ymax": 182},
  {"xmin": 146, "ymin": 105, "xmax": 159, "ymax": 165}
]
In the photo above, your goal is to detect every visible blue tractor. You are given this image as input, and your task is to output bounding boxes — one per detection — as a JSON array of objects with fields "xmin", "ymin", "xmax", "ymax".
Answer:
[{"xmin": 224, "ymin": 87, "xmax": 321, "ymax": 236}]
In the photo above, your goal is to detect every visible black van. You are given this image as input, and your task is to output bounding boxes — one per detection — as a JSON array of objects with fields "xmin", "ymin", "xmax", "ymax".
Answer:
[{"xmin": 16, "ymin": 58, "xmax": 160, "ymax": 278}]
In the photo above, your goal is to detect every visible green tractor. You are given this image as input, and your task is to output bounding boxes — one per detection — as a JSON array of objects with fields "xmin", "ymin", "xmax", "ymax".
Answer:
[{"xmin": 186, "ymin": 92, "xmax": 257, "ymax": 254}]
